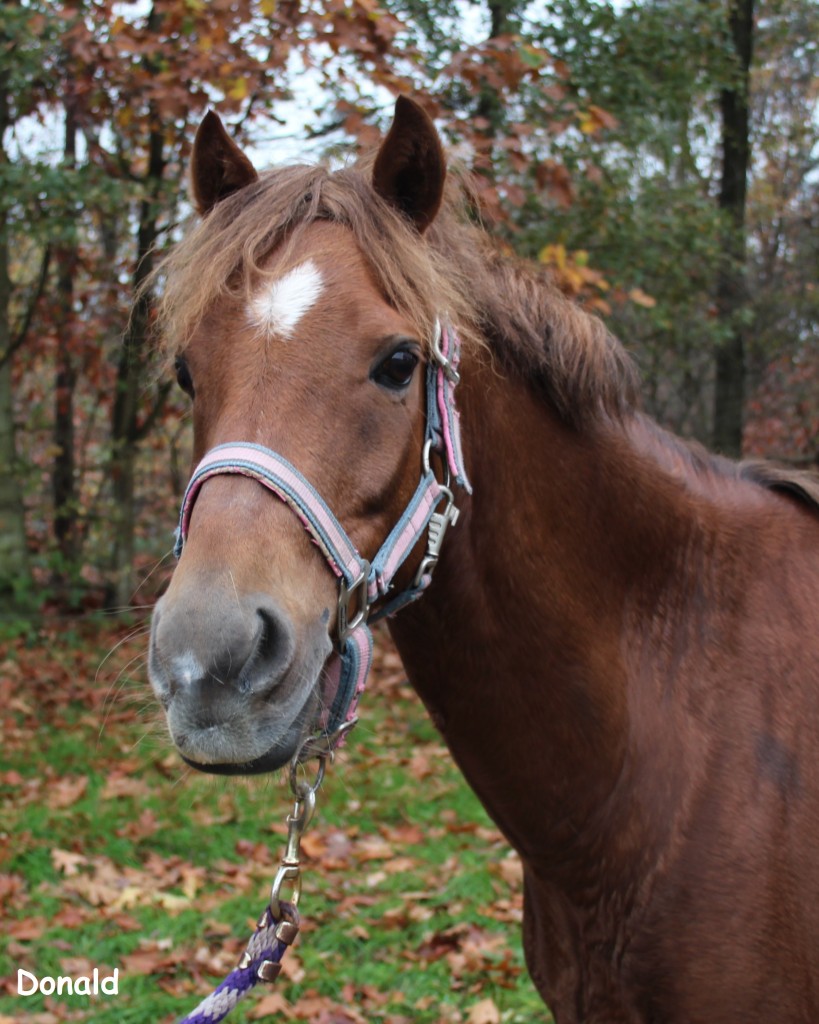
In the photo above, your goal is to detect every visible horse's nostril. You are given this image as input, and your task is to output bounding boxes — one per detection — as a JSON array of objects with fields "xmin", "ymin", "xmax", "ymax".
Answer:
[
  {"xmin": 151, "ymin": 588, "xmax": 299, "ymax": 701},
  {"xmin": 254, "ymin": 603, "xmax": 296, "ymax": 685}
]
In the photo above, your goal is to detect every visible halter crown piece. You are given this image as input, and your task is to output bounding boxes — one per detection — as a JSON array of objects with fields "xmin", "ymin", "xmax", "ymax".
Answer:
[{"xmin": 174, "ymin": 319, "xmax": 471, "ymax": 755}]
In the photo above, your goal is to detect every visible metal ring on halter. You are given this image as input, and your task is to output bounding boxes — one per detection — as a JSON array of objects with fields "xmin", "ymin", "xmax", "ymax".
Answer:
[
  {"xmin": 294, "ymin": 718, "xmax": 359, "ymax": 765},
  {"xmin": 337, "ymin": 561, "xmax": 371, "ymax": 644},
  {"xmin": 289, "ymin": 758, "xmax": 325, "ymax": 806},
  {"xmin": 431, "ymin": 319, "xmax": 460, "ymax": 385},
  {"xmin": 422, "ymin": 437, "xmax": 452, "ymax": 491}
]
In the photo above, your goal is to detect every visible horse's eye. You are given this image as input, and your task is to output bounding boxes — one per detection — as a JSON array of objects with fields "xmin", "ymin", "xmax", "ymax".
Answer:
[
  {"xmin": 372, "ymin": 348, "xmax": 419, "ymax": 391},
  {"xmin": 174, "ymin": 356, "xmax": 195, "ymax": 398}
]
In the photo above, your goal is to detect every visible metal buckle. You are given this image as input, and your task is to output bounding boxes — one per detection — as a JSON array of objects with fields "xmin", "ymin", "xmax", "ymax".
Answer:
[
  {"xmin": 337, "ymin": 561, "xmax": 370, "ymax": 643},
  {"xmin": 414, "ymin": 440, "xmax": 460, "ymax": 588},
  {"xmin": 431, "ymin": 319, "xmax": 460, "ymax": 385},
  {"xmin": 413, "ymin": 491, "xmax": 459, "ymax": 588}
]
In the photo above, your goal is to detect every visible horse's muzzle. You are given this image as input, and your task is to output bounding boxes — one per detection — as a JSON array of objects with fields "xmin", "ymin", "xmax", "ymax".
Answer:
[{"xmin": 148, "ymin": 584, "xmax": 331, "ymax": 773}]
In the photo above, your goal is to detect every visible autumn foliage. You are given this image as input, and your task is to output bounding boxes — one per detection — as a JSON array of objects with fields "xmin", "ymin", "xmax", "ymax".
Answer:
[{"xmin": 2, "ymin": 0, "xmax": 815, "ymax": 613}]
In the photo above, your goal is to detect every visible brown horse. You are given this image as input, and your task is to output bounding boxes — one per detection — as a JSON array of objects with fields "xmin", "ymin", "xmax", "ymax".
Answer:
[{"xmin": 148, "ymin": 97, "xmax": 819, "ymax": 1022}]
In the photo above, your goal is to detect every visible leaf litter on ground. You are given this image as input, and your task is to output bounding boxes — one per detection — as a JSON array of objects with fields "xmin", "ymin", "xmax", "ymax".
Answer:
[{"xmin": 1, "ymin": 616, "xmax": 551, "ymax": 1022}]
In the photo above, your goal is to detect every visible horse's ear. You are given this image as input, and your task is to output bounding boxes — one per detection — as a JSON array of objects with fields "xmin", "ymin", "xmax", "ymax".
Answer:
[
  {"xmin": 372, "ymin": 96, "xmax": 446, "ymax": 234},
  {"xmin": 190, "ymin": 111, "xmax": 259, "ymax": 215}
]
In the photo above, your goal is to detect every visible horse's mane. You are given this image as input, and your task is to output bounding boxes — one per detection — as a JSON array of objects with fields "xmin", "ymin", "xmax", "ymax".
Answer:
[
  {"xmin": 153, "ymin": 152, "xmax": 819, "ymax": 516},
  {"xmin": 633, "ymin": 415, "xmax": 819, "ymax": 516}
]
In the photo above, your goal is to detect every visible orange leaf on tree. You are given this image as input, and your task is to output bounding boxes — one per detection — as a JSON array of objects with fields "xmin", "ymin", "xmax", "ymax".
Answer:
[{"xmin": 629, "ymin": 288, "xmax": 657, "ymax": 309}]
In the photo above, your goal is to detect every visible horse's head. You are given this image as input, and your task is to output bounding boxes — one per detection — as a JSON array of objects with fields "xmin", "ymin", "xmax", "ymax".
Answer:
[{"xmin": 149, "ymin": 98, "xmax": 458, "ymax": 774}]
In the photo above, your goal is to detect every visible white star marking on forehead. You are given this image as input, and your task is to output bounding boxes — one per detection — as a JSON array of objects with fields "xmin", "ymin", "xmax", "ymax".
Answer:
[{"xmin": 248, "ymin": 260, "xmax": 324, "ymax": 339}]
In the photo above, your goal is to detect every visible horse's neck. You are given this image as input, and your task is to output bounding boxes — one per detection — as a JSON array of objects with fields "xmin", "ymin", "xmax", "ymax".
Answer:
[{"xmin": 389, "ymin": 355, "xmax": 699, "ymax": 878}]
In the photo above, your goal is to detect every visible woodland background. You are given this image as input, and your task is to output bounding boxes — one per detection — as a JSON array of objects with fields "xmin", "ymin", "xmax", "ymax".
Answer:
[
  {"xmin": 0, "ymin": 3, "xmax": 817, "ymax": 1021},
  {"xmin": 0, "ymin": 0, "xmax": 817, "ymax": 619}
]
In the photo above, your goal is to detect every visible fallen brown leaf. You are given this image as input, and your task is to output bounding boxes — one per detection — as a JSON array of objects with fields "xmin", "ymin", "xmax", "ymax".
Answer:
[
  {"xmin": 278, "ymin": 950, "xmax": 305, "ymax": 983},
  {"xmin": 6, "ymin": 916, "xmax": 46, "ymax": 940},
  {"xmin": 354, "ymin": 836, "xmax": 394, "ymax": 862},
  {"xmin": 100, "ymin": 773, "xmax": 151, "ymax": 800},
  {"xmin": 495, "ymin": 852, "xmax": 524, "ymax": 886},
  {"xmin": 46, "ymin": 774, "xmax": 88, "ymax": 809},
  {"xmin": 51, "ymin": 849, "xmax": 87, "ymax": 877},
  {"xmin": 299, "ymin": 832, "xmax": 327, "ymax": 859},
  {"xmin": 250, "ymin": 992, "xmax": 293, "ymax": 1019},
  {"xmin": 467, "ymin": 997, "xmax": 501, "ymax": 1024},
  {"xmin": 120, "ymin": 947, "xmax": 177, "ymax": 976}
]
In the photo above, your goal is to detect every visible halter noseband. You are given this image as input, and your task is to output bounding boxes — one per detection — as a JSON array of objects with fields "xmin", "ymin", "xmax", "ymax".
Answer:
[{"xmin": 173, "ymin": 321, "xmax": 471, "ymax": 753}]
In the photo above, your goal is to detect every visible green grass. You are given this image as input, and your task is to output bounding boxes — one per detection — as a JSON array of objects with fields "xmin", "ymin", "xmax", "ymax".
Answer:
[{"xmin": 0, "ymin": 617, "xmax": 551, "ymax": 1023}]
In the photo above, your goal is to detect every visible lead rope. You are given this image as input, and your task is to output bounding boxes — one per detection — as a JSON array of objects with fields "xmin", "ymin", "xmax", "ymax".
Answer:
[{"xmin": 176, "ymin": 735, "xmax": 339, "ymax": 1024}]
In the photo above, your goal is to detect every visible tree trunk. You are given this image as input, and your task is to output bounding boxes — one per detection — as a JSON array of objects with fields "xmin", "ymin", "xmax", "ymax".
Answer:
[
  {"xmin": 476, "ymin": 0, "xmax": 521, "ymax": 133},
  {"xmin": 106, "ymin": 119, "xmax": 166, "ymax": 610},
  {"xmin": 713, "ymin": 0, "xmax": 754, "ymax": 456},
  {"xmin": 108, "ymin": 442, "xmax": 137, "ymax": 610},
  {"xmin": 0, "ymin": 346, "xmax": 31, "ymax": 613},
  {"xmin": 0, "ymin": 80, "xmax": 33, "ymax": 613},
  {"xmin": 53, "ymin": 97, "xmax": 79, "ymax": 600}
]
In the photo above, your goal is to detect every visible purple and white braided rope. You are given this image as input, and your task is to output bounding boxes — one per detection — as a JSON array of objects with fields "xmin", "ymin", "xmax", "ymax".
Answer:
[{"xmin": 177, "ymin": 902, "xmax": 297, "ymax": 1024}]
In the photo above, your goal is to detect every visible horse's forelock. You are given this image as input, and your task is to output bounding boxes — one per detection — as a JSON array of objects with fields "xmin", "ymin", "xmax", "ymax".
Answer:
[
  {"xmin": 151, "ymin": 160, "xmax": 481, "ymax": 362},
  {"xmin": 151, "ymin": 149, "xmax": 642, "ymax": 431}
]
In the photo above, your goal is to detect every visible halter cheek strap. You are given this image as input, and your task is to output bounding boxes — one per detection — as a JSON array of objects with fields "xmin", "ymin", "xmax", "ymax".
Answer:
[{"xmin": 173, "ymin": 321, "xmax": 470, "ymax": 750}]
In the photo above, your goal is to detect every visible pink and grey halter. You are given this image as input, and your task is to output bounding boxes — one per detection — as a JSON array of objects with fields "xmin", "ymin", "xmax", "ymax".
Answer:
[{"xmin": 173, "ymin": 320, "xmax": 471, "ymax": 751}]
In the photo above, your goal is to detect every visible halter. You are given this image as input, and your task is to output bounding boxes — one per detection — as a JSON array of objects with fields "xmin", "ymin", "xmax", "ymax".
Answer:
[{"xmin": 173, "ymin": 320, "xmax": 471, "ymax": 753}]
